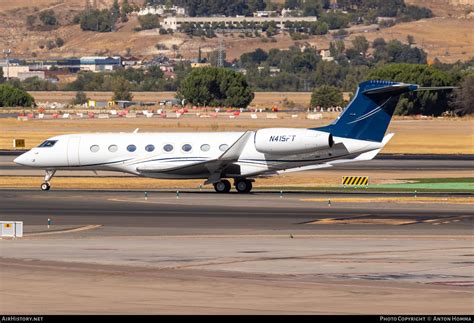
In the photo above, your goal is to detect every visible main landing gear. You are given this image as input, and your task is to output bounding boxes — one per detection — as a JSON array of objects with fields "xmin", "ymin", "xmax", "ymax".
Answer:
[
  {"xmin": 212, "ymin": 179, "xmax": 253, "ymax": 193},
  {"xmin": 234, "ymin": 178, "xmax": 252, "ymax": 193},
  {"xmin": 213, "ymin": 179, "xmax": 231, "ymax": 193},
  {"xmin": 41, "ymin": 169, "xmax": 56, "ymax": 191}
]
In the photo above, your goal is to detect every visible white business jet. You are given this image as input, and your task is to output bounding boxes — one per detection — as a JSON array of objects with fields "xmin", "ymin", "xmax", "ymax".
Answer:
[{"xmin": 14, "ymin": 80, "xmax": 445, "ymax": 193}]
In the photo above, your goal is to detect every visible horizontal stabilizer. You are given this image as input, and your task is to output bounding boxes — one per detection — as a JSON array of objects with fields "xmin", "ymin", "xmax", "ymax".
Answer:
[{"xmin": 415, "ymin": 86, "xmax": 458, "ymax": 91}]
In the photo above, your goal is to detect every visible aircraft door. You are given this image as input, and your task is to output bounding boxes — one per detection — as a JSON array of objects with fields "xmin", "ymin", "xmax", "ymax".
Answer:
[{"xmin": 67, "ymin": 136, "xmax": 81, "ymax": 166}]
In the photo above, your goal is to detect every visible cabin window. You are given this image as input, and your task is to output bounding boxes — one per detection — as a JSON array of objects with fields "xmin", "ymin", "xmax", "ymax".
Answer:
[
  {"xmin": 108, "ymin": 145, "xmax": 118, "ymax": 152},
  {"xmin": 163, "ymin": 144, "xmax": 174, "ymax": 152},
  {"xmin": 90, "ymin": 145, "xmax": 100, "ymax": 153},
  {"xmin": 200, "ymin": 144, "xmax": 210, "ymax": 152},
  {"xmin": 219, "ymin": 144, "xmax": 229, "ymax": 151},
  {"xmin": 145, "ymin": 144, "xmax": 155, "ymax": 152},
  {"xmin": 127, "ymin": 144, "xmax": 137, "ymax": 152},
  {"xmin": 38, "ymin": 140, "xmax": 57, "ymax": 148},
  {"xmin": 182, "ymin": 144, "xmax": 192, "ymax": 152}
]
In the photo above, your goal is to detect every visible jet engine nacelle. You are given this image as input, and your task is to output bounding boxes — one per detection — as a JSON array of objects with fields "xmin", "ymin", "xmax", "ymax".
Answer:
[{"xmin": 254, "ymin": 128, "xmax": 334, "ymax": 155}]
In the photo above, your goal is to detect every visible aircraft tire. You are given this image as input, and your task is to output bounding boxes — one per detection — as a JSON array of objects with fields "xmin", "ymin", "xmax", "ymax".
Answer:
[
  {"xmin": 214, "ymin": 180, "xmax": 231, "ymax": 193},
  {"xmin": 41, "ymin": 182, "xmax": 50, "ymax": 191},
  {"xmin": 235, "ymin": 179, "xmax": 252, "ymax": 193}
]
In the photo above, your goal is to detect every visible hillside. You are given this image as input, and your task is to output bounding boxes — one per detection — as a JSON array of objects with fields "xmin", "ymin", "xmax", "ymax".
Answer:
[{"xmin": 0, "ymin": 0, "xmax": 473, "ymax": 63}]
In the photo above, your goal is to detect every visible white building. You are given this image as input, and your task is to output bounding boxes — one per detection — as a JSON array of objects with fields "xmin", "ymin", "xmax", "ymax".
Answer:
[
  {"xmin": 253, "ymin": 10, "xmax": 277, "ymax": 17},
  {"xmin": 138, "ymin": 5, "xmax": 186, "ymax": 16},
  {"xmin": 1, "ymin": 65, "xmax": 29, "ymax": 78},
  {"xmin": 163, "ymin": 16, "xmax": 318, "ymax": 31},
  {"xmin": 319, "ymin": 49, "xmax": 334, "ymax": 62},
  {"xmin": 282, "ymin": 8, "xmax": 303, "ymax": 17}
]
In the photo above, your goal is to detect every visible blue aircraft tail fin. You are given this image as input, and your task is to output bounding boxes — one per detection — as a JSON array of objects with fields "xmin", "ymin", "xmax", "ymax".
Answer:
[{"xmin": 315, "ymin": 80, "xmax": 418, "ymax": 142}]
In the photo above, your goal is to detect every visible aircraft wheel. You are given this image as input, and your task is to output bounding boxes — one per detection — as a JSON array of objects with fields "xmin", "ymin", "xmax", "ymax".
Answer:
[
  {"xmin": 235, "ymin": 179, "xmax": 252, "ymax": 193},
  {"xmin": 41, "ymin": 182, "xmax": 50, "ymax": 191},
  {"xmin": 214, "ymin": 180, "xmax": 231, "ymax": 193}
]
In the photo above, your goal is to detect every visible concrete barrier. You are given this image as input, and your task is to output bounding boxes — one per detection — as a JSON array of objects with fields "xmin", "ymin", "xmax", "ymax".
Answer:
[{"xmin": 307, "ymin": 113, "xmax": 323, "ymax": 120}]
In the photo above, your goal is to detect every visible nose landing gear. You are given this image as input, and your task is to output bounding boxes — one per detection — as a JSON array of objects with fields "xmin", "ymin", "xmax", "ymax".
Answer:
[{"xmin": 41, "ymin": 169, "xmax": 56, "ymax": 191}]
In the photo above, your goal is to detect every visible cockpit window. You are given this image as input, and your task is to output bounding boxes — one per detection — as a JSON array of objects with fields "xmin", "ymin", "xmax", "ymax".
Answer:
[{"xmin": 38, "ymin": 140, "xmax": 57, "ymax": 148}]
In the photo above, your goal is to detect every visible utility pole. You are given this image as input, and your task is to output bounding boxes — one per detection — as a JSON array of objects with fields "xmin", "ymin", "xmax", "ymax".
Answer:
[{"xmin": 3, "ymin": 49, "xmax": 11, "ymax": 81}]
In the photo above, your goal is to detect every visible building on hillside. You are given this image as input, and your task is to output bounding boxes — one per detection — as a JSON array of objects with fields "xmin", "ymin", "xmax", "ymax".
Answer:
[
  {"xmin": 253, "ymin": 10, "xmax": 277, "ymax": 17},
  {"xmin": 1, "ymin": 65, "xmax": 29, "ymax": 78},
  {"xmin": 20, "ymin": 58, "xmax": 81, "ymax": 72},
  {"xmin": 319, "ymin": 49, "xmax": 334, "ymax": 62},
  {"xmin": 80, "ymin": 56, "xmax": 122, "ymax": 72},
  {"xmin": 163, "ymin": 16, "xmax": 318, "ymax": 31},
  {"xmin": 122, "ymin": 56, "xmax": 143, "ymax": 68},
  {"xmin": 281, "ymin": 8, "xmax": 303, "ymax": 17},
  {"xmin": 138, "ymin": 5, "xmax": 187, "ymax": 16}
]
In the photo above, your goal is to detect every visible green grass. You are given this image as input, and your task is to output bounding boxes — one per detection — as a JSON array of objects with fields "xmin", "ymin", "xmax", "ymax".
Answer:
[
  {"xmin": 259, "ymin": 178, "xmax": 474, "ymax": 193},
  {"xmin": 404, "ymin": 178, "xmax": 474, "ymax": 184}
]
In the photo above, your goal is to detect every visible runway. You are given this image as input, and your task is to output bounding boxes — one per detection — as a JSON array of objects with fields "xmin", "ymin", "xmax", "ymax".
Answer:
[
  {"xmin": 1, "ymin": 190, "xmax": 472, "ymax": 236},
  {"xmin": 1, "ymin": 189, "xmax": 473, "ymax": 314}
]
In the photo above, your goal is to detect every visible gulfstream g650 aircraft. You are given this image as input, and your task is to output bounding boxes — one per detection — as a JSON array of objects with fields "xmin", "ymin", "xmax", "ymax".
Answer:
[{"xmin": 14, "ymin": 80, "xmax": 446, "ymax": 193}]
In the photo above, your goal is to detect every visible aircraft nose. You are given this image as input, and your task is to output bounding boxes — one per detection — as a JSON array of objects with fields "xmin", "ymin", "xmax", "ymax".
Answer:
[{"xmin": 14, "ymin": 152, "xmax": 30, "ymax": 166}]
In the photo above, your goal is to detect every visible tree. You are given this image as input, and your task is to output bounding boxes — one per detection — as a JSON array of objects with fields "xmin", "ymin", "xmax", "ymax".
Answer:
[
  {"xmin": 147, "ymin": 65, "xmax": 164, "ymax": 78},
  {"xmin": 55, "ymin": 37, "xmax": 64, "ymax": 47},
  {"xmin": 112, "ymin": 77, "xmax": 133, "ymax": 101},
  {"xmin": 0, "ymin": 68, "xmax": 4, "ymax": 83},
  {"xmin": 111, "ymin": 0, "xmax": 120, "ymax": 21},
  {"xmin": 0, "ymin": 84, "xmax": 35, "ymax": 107},
  {"xmin": 46, "ymin": 40, "xmax": 56, "ymax": 50},
  {"xmin": 121, "ymin": 0, "xmax": 130, "ymax": 22},
  {"xmin": 39, "ymin": 10, "xmax": 58, "ymax": 26},
  {"xmin": 310, "ymin": 85, "xmax": 343, "ymax": 108},
  {"xmin": 367, "ymin": 63, "xmax": 453, "ymax": 116},
  {"xmin": 79, "ymin": 9, "xmax": 114, "ymax": 32},
  {"xmin": 138, "ymin": 14, "xmax": 160, "ymax": 30},
  {"xmin": 73, "ymin": 91, "xmax": 88, "ymax": 105},
  {"xmin": 351, "ymin": 35, "xmax": 369, "ymax": 57},
  {"xmin": 178, "ymin": 67, "xmax": 254, "ymax": 108},
  {"xmin": 303, "ymin": 0, "xmax": 322, "ymax": 16},
  {"xmin": 453, "ymin": 74, "xmax": 474, "ymax": 115},
  {"xmin": 372, "ymin": 37, "xmax": 386, "ymax": 49}
]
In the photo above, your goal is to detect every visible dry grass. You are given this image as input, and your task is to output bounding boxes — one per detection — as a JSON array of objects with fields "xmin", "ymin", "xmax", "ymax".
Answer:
[{"xmin": 1, "ymin": 116, "xmax": 473, "ymax": 154}]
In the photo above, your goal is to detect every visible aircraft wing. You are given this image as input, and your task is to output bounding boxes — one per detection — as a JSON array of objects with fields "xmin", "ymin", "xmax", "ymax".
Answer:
[{"xmin": 137, "ymin": 131, "xmax": 253, "ymax": 180}]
